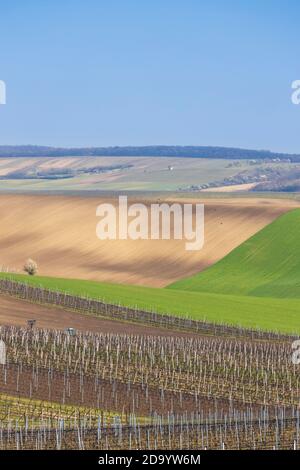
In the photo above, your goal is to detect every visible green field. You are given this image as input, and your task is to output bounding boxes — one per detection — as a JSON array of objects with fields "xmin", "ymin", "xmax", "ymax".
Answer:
[
  {"xmin": 1, "ymin": 271, "xmax": 300, "ymax": 333},
  {"xmin": 169, "ymin": 209, "xmax": 300, "ymax": 298}
]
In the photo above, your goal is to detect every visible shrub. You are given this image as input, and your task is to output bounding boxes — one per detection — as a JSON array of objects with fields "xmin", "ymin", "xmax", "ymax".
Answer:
[{"xmin": 24, "ymin": 259, "xmax": 38, "ymax": 276}]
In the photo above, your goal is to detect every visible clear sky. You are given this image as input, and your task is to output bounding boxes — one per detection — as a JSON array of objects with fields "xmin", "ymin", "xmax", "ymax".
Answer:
[{"xmin": 0, "ymin": 0, "xmax": 299, "ymax": 152}]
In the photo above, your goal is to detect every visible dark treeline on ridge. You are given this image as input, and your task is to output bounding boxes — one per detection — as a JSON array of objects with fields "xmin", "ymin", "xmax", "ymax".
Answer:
[{"xmin": 0, "ymin": 145, "xmax": 299, "ymax": 161}]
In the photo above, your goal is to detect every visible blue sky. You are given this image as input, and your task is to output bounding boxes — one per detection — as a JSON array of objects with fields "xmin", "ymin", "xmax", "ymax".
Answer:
[{"xmin": 0, "ymin": 0, "xmax": 299, "ymax": 152}]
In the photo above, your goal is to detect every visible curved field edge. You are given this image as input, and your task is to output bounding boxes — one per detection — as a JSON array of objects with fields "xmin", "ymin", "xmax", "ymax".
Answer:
[
  {"xmin": 0, "ymin": 273, "xmax": 299, "ymax": 334},
  {"xmin": 168, "ymin": 208, "xmax": 300, "ymax": 298}
]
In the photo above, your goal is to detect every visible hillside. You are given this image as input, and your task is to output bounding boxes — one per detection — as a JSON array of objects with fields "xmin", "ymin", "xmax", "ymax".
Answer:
[
  {"xmin": 169, "ymin": 209, "xmax": 300, "ymax": 298},
  {"xmin": 0, "ymin": 194, "xmax": 295, "ymax": 287}
]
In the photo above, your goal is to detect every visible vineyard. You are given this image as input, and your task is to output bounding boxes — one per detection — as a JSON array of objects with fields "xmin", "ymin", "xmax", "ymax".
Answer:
[
  {"xmin": 0, "ymin": 278, "xmax": 294, "ymax": 340},
  {"xmin": 0, "ymin": 320, "xmax": 298, "ymax": 449}
]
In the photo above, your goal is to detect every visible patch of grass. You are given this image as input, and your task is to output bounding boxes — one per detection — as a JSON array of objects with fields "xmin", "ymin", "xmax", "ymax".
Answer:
[
  {"xmin": 1, "ymin": 272, "xmax": 300, "ymax": 333},
  {"xmin": 169, "ymin": 209, "xmax": 300, "ymax": 298},
  {"xmin": 0, "ymin": 394, "xmax": 131, "ymax": 427}
]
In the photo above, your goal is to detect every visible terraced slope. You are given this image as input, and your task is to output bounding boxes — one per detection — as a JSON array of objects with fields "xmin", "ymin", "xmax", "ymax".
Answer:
[{"xmin": 169, "ymin": 209, "xmax": 300, "ymax": 298}]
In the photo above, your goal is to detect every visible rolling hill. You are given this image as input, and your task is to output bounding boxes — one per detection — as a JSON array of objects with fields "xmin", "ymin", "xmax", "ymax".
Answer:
[
  {"xmin": 1, "ymin": 196, "xmax": 300, "ymax": 333},
  {"xmin": 169, "ymin": 209, "xmax": 300, "ymax": 298},
  {"xmin": 0, "ymin": 194, "xmax": 294, "ymax": 287}
]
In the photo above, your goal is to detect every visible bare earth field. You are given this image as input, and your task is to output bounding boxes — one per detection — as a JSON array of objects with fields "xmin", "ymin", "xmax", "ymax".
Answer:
[
  {"xmin": 0, "ymin": 193, "xmax": 298, "ymax": 287},
  {"xmin": 0, "ymin": 295, "xmax": 200, "ymax": 339}
]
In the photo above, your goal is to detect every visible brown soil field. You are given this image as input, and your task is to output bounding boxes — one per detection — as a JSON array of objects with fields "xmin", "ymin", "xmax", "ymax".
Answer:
[
  {"xmin": 0, "ymin": 194, "xmax": 298, "ymax": 286},
  {"xmin": 0, "ymin": 295, "xmax": 200, "ymax": 339}
]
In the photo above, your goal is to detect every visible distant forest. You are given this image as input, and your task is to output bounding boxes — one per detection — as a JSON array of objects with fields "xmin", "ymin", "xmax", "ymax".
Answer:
[{"xmin": 0, "ymin": 145, "xmax": 300, "ymax": 161}]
